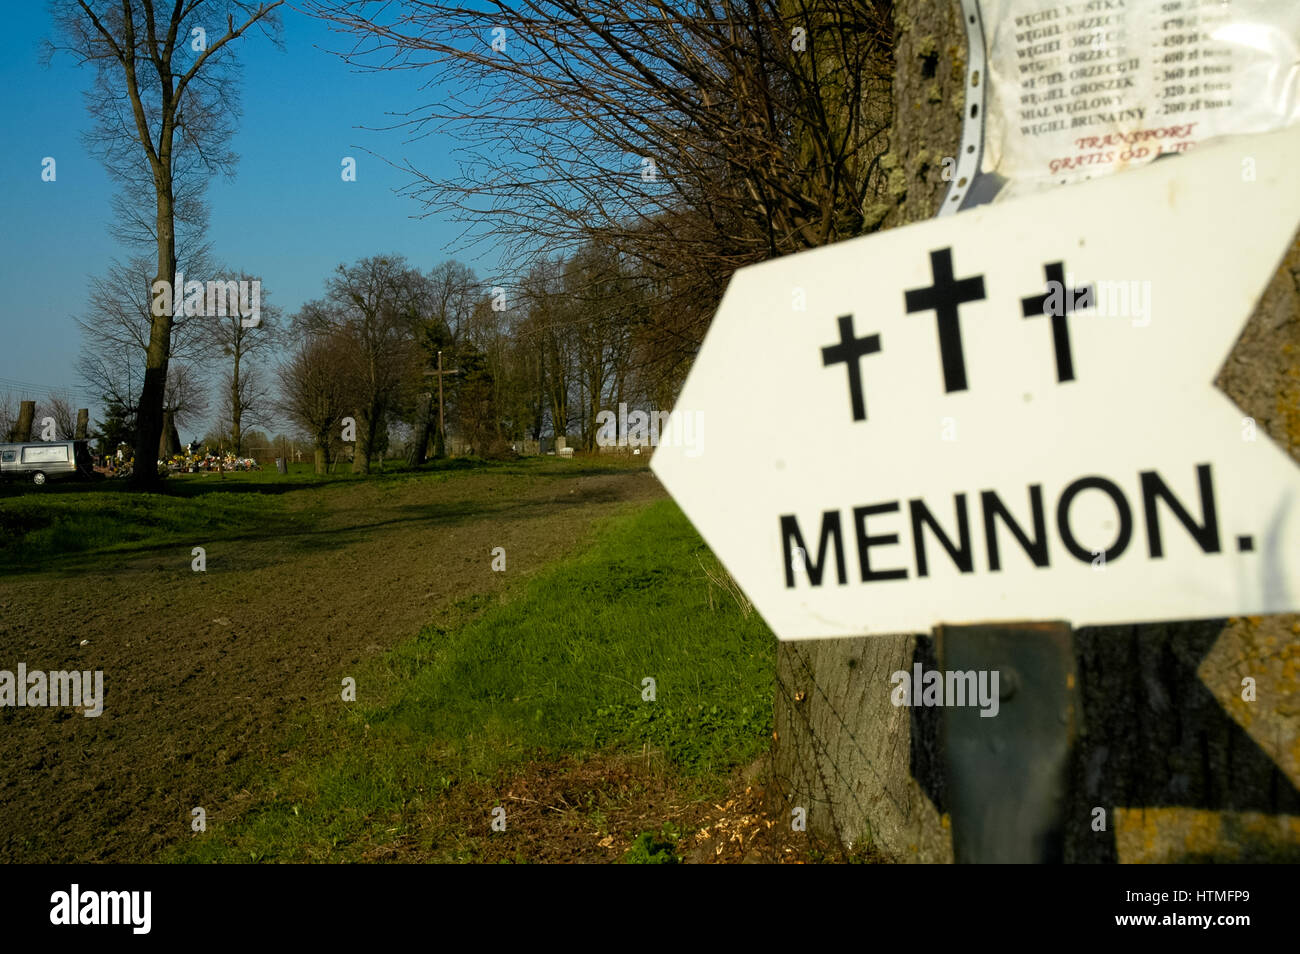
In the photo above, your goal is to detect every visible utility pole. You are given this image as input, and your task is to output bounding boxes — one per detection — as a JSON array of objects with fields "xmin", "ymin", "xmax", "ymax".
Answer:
[{"xmin": 424, "ymin": 350, "xmax": 460, "ymax": 457}]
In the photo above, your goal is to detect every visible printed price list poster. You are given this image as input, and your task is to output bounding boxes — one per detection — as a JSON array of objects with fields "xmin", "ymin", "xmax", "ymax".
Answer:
[{"xmin": 982, "ymin": 0, "xmax": 1299, "ymax": 195}]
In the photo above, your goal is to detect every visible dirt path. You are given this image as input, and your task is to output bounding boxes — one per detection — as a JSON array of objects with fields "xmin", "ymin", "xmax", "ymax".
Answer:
[{"xmin": 0, "ymin": 467, "xmax": 663, "ymax": 862}]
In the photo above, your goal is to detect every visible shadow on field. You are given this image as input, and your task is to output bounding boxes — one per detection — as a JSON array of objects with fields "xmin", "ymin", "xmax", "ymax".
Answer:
[
  {"xmin": 0, "ymin": 460, "xmax": 655, "ymax": 580},
  {"xmin": 233, "ymin": 484, "xmax": 636, "ymax": 571},
  {"xmin": 0, "ymin": 455, "xmax": 644, "ymax": 501}
]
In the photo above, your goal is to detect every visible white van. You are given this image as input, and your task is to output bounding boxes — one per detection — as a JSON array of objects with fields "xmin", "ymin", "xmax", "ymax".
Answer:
[{"xmin": 0, "ymin": 440, "xmax": 94, "ymax": 486}]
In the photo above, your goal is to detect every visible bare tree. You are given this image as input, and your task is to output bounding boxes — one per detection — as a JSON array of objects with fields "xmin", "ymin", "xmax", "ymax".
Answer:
[
  {"xmin": 76, "ymin": 252, "xmax": 213, "ymax": 413},
  {"xmin": 402, "ymin": 260, "xmax": 480, "ymax": 465},
  {"xmin": 202, "ymin": 269, "xmax": 280, "ymax": 455},
  {"xmin": 295, "ymin": 256, "xmax": 428, "ymax": 473},
  {"xmin": 47, "ymin": 0, "xmax": 283, "ymax": 487},
  {"xmin": 426, "ymin": 261, "xmax": 481, "ymax": 348},
  {"xmin": 550, "ymin": 246, "xmax": 633, "ymax": 449},
  {"xmin": 278, "ymin": 334, "xmax": 351, "ymax": 474},
  {"xmin": 38, "ymin": 396, "xmax": 80, "ymax": 440},
  {"xmin": 0, "ymin": 393, "xmax": 16, "ymax": 443},
  {"xmin": 162, "ymin": 362, "xmax": 210, "ymax": 449},
  {"xmin": 217, "ymin": 362, "xmax": 274, "ymax": 454},
  {"xmin": 514, "ymin": 256, "xmax": 576, "ymax": 443}
]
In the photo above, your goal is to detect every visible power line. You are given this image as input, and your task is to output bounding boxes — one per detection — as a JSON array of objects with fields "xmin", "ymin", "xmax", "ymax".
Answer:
[{"xmin": 0, "ymin": 376, "xmax": 98, "ymax": 400}]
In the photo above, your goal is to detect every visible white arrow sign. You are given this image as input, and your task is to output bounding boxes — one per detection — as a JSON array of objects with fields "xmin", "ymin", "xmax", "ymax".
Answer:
[{"xmin": 652, "ymin": 124, "xmax": 1300, "ymax": 640}]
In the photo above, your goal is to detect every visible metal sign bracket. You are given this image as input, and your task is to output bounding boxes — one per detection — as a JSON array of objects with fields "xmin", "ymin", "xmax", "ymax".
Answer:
[
  {"xmin": 936, "ymin": 621, "xmax": 1078, "ymax": 862},
  {"xmin": 941, "ymin": 0, "xmax": 1001, "ymax": 215}
]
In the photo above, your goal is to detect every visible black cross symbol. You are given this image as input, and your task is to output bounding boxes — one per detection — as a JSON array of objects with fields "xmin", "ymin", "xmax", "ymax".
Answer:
[
  {"xmin": 1021, "ymin": 261, "xmax": 1094, "ymax": 383},
  {"xmin": 904, "ymin": 248, "xmax": 986, "ymax": 392},
  {"xmin": 821, "ymin": 313, "xmax": 881, "ymax": 422}
]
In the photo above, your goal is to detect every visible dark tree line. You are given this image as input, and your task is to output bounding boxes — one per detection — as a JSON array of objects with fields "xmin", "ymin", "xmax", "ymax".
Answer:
[{"xmin": 277, "ymin": 249, "xmax": 672, "ymax": 474}]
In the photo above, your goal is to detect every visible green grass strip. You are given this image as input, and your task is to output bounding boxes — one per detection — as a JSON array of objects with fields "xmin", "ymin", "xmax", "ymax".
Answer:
[{"xmin": 172, "ymin": 499, "xmax": 775, "ymax": 862}]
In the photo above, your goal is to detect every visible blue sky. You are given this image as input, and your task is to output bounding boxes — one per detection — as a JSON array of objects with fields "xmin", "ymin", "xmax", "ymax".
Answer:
[{"xmin": 0, "ymin": 3, "xmax": 503, "ymax": 430}]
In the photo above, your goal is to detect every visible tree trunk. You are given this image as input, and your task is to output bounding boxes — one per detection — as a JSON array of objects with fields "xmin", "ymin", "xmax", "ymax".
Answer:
[
  {"xmin": 132, "ymin": 177, "xmax": 176, "ymax": 491},
  {"xmin": 353, "ymin": 409, "xmax": 373, "ymax": 474},
  {"xmin": 14, "ymin": 401, "xmax": 35, "ymax": 443},
  {"xmin": 231, "ymin": 354, "xmax": 243, "ymax": 456},
  {"xmin": 769, "ymin": 0, "xmax": 1300, "ymax": 863},
  {"xmin": 585, "ymin": 372, "xmax": 603, "ymax": 450},
  {"xmin": 408, "ymin": 392, "xmax": 434, "ymax": 466},
  {"xmin": 158, "ymin": 410, "xmax": 181, "ymax": 458}
]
